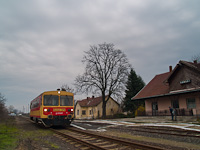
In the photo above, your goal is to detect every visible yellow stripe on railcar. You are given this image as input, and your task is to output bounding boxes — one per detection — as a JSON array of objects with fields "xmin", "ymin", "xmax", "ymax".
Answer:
[{"xmin": 30, "ymin": 89, "xmax": 74, "ymax": 127}]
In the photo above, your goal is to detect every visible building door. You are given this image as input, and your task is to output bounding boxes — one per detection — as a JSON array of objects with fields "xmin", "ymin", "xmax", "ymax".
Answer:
[{"xmin": 152, "ymin": 102, "xmax": 158, "ymax": 116}]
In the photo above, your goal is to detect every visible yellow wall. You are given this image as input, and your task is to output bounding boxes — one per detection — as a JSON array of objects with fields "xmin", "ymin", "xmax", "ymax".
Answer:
[
  {"xmin": 75, "ymin": 97, "xmax": 120, "ymax": 119},
  {"xmin": 106, "ymin": 98, "xmax": 120, "ymax": 116},
  {"xmin": 75, "ymin": 103, "xmax": 82, "ymax": 119}
]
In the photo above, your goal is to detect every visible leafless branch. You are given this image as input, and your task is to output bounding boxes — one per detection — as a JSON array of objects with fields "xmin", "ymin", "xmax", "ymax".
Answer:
[{"xmin": 74, "ymin": 43, "xmax": 131, "ymax": 118}]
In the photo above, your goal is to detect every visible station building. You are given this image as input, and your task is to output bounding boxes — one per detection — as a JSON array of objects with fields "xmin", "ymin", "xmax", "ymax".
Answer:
[{"xmin": 132, "ymin": 60, "xmax": 200, "ymax": 116}]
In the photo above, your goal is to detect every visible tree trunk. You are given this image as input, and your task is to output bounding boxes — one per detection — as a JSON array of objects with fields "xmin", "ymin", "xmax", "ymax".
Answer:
[{"xmin": 102, "ymin": 93, "xmax": 106, "ymax": 119}]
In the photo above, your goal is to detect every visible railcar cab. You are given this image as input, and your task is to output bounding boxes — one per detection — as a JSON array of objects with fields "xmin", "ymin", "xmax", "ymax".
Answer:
[{"xmin": 30, "ymin": 89, "xmax": 74, "ymax": 127}]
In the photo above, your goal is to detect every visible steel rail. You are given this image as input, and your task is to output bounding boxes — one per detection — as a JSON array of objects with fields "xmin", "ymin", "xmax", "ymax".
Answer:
[
  {"xmin": 133, "ymin": 126, "xmax": 200, "ymax": 134},
  {"xmin": 114, "ymin": 126, "xmax": 200, "ymax": 138},
  {"xmin": 23, "ymin": 116, "xmax": 107, "ymax": 149},
  {"xmin": 51, "ymin": 128, "xmax": 108, "ymax": 150},
  {"xmin": 68, "ymin": 127, "xmax": 165, "ymax": 150}
]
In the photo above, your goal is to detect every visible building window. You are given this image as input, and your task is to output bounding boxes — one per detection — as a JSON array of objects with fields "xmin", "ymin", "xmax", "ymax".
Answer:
[
  {"xmin": 82, "ymin": 110, "xmax": 86, "ymax": 115},
  {"xmin": 89, "ymin": 110, "xmax": 92, "ymax": 115},
  {"xmin": 186, "ymin": 98, "xmax": 196, "ymax": 109},
  {"xmin": 171, "ymin": 100, "xmax": 179, "ymax": 108},
  {"xmin": 77, "ymin": 110, "xmax": 79, "ymax": 115}
]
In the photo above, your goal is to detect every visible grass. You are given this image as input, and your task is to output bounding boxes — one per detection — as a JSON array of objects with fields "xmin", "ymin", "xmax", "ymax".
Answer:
[
  {"xmin": 0, "ymin": 118, "xmax": 59, "ymax": 150},
  {"xmin": 19, "ymin": 129, "xmax": 52, "ymax": 139},
  {"xmin": 0, "ymin": 123, "xmax": 19, "ymax": 150}
]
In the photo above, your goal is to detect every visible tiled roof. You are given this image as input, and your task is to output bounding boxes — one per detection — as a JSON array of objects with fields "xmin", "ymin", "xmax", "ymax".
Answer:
[
  {"xmin": 167, "ymin": 60, "xmax": 200, "ymax": 82},
  {"xmin": 77, "ymin": 96, "xmax": 103, "ymax": 107},
  {"xmin": 132, "ymin": 60, "xmax": 200, "ymax": 100},
  {"xmin": 182, "ymin": 60, "xmax": 200, "ymax": 70},
  {"xmin": 77, "ymin": 96, "xmax": 120, "ymax": 107},
  {"xmin": 132, "ymin": 72, "xmax": 171, "ymax": 100}
]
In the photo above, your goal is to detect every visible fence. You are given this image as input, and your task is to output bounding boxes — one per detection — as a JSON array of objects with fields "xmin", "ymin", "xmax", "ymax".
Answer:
[{"xmin": 138, "ymin": 108, "xmax": 199, "ymax": 117}]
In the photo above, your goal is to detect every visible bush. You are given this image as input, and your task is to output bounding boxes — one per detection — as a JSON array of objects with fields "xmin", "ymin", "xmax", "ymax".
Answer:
[
  {"xmin": 0, "ymin": 93, "xmax": 8, "ymax": 121},
  {"xmin": 127, "ymin": 113, "xmax": 135, "ymax": 118},
  {"xmin": 135, "ymin": 105, "xmax": 145, "ymax": 116},
  {"xmin": 113, "ymin": 113, "xmax": 127, "ymax": 118},
  {"xmin": 105, "ymin": 113, "xmax": 135, "ymax": 119}
]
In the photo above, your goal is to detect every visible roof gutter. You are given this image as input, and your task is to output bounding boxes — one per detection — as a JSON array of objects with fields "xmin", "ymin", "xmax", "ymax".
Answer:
[{"xmin": 132, "ymin": 88, "xmax": 200, "ymax": 101}]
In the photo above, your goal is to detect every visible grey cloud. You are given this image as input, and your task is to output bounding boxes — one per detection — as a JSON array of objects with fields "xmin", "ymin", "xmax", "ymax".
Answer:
[{"xmin": 0, "ymin": 0, "xmax": 200, "ymax": 110}]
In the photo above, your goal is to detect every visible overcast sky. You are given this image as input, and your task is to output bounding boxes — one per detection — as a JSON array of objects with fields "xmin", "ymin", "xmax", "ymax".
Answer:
[{"xmin": 0, "ymin": 0, "xmax": 200, "ymax": 111}]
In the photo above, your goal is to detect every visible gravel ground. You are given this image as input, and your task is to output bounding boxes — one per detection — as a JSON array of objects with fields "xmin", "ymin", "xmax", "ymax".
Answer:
[
  {"xmin": 14, "ymin": 116, "xmax": 200, "ymax": 150},
  {"xmin": 104, "ymin": 125, "xmax": 200, "ymax": 150},
  {"xmin": 108, "ymin": 126, "xmax": 200, "ymax": 144},
  {"xmin": 15, "ymin": 116, "xmax": 77, "ymax": 150}
]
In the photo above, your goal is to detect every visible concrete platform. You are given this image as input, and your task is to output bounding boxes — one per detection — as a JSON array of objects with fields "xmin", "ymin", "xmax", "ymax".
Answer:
[
  {"xmin": 112, "ymin": 116, "xmax": 199, "ymax": 124},
  {"xmin": 73, "ymin": 116, "xmax": 200, "ymax": 132}
]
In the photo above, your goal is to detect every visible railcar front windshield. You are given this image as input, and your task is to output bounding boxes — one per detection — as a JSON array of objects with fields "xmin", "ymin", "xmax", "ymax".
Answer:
[
  {"xmin": 43, "ymin": 95, "xmax": 59, "ymax": 106},
  {"xmin": 60, "ymin": 95, "xmax": 73, "ymax": 106}
]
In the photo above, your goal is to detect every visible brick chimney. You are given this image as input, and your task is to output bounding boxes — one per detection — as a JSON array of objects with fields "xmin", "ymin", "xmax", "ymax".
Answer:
[{"xmin": 169, "ymin": 66, "xmax": 172, "ymax": 72}]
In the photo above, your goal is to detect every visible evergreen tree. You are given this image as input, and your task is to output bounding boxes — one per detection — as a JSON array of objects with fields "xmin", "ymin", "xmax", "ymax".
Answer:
[{"xmin": 123, "ymin": 68, "xmax": 145, "ymax": 112}]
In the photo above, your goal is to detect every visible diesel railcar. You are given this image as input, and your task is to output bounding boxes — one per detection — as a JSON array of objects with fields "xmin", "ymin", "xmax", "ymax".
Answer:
[{"xmin": 30, "ymin": 89, "xmax": 74, "ymax": 127}]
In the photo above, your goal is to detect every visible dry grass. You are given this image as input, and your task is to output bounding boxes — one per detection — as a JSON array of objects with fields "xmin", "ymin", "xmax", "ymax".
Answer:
[{"xmin": 103, "ymin": 130, "xmax": 200, "ymax": 149}]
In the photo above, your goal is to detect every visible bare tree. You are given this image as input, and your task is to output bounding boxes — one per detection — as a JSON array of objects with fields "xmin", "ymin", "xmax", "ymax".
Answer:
[
  {"xmin": 8, "ymin": 105, "xmax": 15, "ymax": 113},
  {"xmin": 191, "ymin": 53, "xmax": 200, "ymax": 63},
  {"xmin": 61, "ymin": 84, "xmax": 75, "ymax": 93},
  {"xmin": 0, "ymin": 93, "xmax": 8, "ymax": 120},
  {"xmin": 75, "ymin": 43, "xmax": 130, "ymax": 118}
]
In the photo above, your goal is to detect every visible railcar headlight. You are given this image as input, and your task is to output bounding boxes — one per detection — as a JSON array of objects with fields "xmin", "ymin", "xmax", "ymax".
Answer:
[
  {"xmin": 71, "ymin": 109, "xmax": 73, "ymax": 112},
  {"xmin": 44, "ymin": 108, "xmax": 48, "ymax": 112}
]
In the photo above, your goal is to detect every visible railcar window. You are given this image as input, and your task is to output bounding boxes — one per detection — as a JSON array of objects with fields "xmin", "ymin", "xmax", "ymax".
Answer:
[
  {"xmin": 60, "ymin": 95, "xmax": 73, "ymax": 106},
  {"xmin": 43, "ymin": 95, "xmax": 59, "ymax": 106},
  {"xmin": 30, "ymin": 99, "xmax": 39, "ymax": 109}
]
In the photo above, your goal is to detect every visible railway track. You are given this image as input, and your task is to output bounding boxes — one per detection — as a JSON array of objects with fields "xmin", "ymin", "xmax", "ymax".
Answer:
[
  {"xmin": 24, "ymin": 117, "xmax": 164, "ymax": 149},
  {"xmin": 23, "ymin": 116, "xmax": 199, "ymax": 149},
  {"xmin": 109, "ymin": 125, "xmax": 200, "ymax": 138},
  {"xmin": 51, "ymin": 127, "xmax": 165, "ymax": 150}
]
